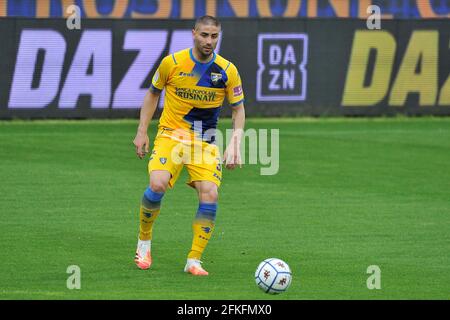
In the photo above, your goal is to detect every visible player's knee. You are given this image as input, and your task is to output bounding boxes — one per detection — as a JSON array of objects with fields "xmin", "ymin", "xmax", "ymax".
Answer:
[
  {"xmin": 149, "ymin": 180, "xmax": 168, "ymax": 193},
  {"xmin": 143, "ymin": 186, "xmax": 165, "ymax": 205},
  {"xmin": 201, "ymin": 188, "xmax": 218, "ymax": 203}
]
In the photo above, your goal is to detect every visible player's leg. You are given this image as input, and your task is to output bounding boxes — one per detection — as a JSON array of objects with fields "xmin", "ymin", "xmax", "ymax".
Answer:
[
  {"xmin": 139, "ymin": 170, "xmax": 170, "ymax": 241},
  {"xmin": 184, "ymin": 180, "xmax": 219, "ymax": 275},
  {"xmin": 135, "ymin": 170, "xmax": 170, "ymax": 270},
  {"xmin": 184, "ymin": 143, "xmax": 222, "ymax": 275},
  {"xmin": 135, "ymin": 135, "xmax": 183, "ymax": 270}
]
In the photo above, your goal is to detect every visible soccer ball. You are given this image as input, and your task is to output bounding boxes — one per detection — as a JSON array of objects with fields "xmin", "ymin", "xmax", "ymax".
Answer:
[{"xmin": 254, "ymin": 258, "xmax": 292, "ymax": 294}]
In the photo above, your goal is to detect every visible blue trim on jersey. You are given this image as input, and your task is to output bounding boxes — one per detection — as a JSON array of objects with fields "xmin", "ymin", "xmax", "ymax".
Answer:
[
  {"xmin": 190, "ymin": 48, "xmax": 217, "ymax": 79},
  {"xmin": 189, "ymin": 48, "xmax": 216, "ymax": 65},
  {"xmin": 224, "ymin": 61, "xmax": 231, "ymax": 71},
  {"xmin": 149, "ymin": 84, "xmax": 162, "ymax": 94},
  {"xmin": 230, "ymin": 99, "xmax": 244, "ymax": 107},
  {"xmin": 172, "ymin": 53, "xmax": 177, "ymax": 65}
]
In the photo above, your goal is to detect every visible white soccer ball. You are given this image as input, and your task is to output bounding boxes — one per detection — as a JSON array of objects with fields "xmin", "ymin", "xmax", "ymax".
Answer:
[{"xmin": 254, "ymin": 258, "xmax": 292, "ymax": 294}]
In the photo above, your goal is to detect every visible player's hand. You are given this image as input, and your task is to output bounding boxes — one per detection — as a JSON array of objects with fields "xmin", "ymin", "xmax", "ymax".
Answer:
[
  {"xmin": 133, "ymin": 132, "xmax": 150, "ymax": 159},
  {"xmin": 223, "ymin": 142, "xmax": 242, "ymax": 170}
]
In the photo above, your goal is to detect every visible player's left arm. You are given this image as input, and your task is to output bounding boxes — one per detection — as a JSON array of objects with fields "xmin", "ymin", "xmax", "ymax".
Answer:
[
  {"xmin": 224, "ymin": 63, "xmax": 246, "ymax": 170},
  {"xmin": 224, "ymin": 103, "xmax": 245, "ymax": 170}
]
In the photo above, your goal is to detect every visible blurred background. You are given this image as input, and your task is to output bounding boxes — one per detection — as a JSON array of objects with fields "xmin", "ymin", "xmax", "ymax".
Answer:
[{"xmin": 0, "ymin": 0, "xmax": 448, "ymax": 119}]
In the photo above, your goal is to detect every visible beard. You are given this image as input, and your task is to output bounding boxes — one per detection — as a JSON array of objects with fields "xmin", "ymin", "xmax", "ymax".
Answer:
[{"xmin": 195, "ymin": 42, "xmax": 214, "ymax": 59}]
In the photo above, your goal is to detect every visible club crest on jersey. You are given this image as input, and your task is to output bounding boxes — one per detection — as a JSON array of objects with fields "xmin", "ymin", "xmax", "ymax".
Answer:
[
  {"xmin": 159, "ymin": 157, "xmax": 167, "ymax": 165},
  {"xmin": 211, "ymin": 72, "xmax": 222, "ymax": 85}
]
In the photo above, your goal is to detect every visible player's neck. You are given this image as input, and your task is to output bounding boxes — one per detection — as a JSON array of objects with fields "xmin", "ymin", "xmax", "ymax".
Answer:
[{"xmin": 191, "ymin": 47, "xmax": 214, "ymax": 64}]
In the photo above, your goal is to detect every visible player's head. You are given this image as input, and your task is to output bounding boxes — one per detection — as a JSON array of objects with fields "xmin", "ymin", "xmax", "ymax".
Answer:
[{"xmin": 192, "ymin": 15, "xmax": 221, "ymax": 58}]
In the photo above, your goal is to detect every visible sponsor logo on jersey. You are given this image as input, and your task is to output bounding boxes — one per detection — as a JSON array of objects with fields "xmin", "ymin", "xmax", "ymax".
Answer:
[
  {"xmin": 179, "ymin": 72, "xmax": 194, "ymax": 77},
  {"xmin": 175, "ymin": 87, "xmax": 216, "ymax": 102},
  {"xmin": 233, "ymin": 85, "xmax": 243, "ymax": 96}
]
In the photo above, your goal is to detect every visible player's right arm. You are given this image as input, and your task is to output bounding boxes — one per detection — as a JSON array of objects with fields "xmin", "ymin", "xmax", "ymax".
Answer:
[
  {"xmin": 133, "ymin": 56, "xmax": 172, "ymax": 159},
  {"xmin": 133, "ymin": 90, "xmax": 160, "ymax": 159}
]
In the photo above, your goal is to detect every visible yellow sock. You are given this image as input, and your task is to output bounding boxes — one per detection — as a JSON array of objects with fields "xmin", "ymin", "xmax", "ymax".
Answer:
[
  {"xmin": 139, "ymin": 205, "xmax": 160, "ymax": 241},
  {"xmin": 138, "ymin": 187, "xmax": 164, "ymax": 241},
  {"xmin": 188, "ymin": 203, "xmax": 217, "ymax": 260}
]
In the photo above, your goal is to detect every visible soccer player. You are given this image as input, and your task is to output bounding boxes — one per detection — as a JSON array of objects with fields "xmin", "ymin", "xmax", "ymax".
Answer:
[{"xmin": 132, "ymin": 16, "xmax": 245, "ymax": 276}]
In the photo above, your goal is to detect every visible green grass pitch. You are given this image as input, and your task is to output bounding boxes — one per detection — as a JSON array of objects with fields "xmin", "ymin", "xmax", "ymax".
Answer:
[{"xmin": 0, "ymin": 117, "xmax": 449, "ymax": 300}]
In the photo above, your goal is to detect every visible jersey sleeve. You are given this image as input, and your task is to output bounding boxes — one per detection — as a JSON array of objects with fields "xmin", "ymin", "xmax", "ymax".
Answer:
[
  {"xmin": 150, "ymin": 55, "xmax": 172, "ymax": 93},
  {"xmin": 225, "ymin": 63, "xmax": 245, "ymax": 107}
]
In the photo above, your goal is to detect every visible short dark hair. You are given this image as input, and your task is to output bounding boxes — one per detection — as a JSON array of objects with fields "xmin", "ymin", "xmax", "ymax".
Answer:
[{"xmin": 194, "ymin": 15, "xmax": 221, "ymax": 30}]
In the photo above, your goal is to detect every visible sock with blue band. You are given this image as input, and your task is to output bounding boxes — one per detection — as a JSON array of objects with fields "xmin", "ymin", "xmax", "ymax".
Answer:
[
  {"xmin": 188, "ymin": 202, "xmax": 217, "ymax": 260},
  {"xmin": 139, "ymin": 187, "xmax": 164, "ymax": 241}
]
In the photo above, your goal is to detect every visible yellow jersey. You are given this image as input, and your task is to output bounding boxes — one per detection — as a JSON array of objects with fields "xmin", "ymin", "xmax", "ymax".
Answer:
[{"xmin": 150, "ymin": 48, "xmax": 244, "ymax": 143}]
